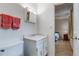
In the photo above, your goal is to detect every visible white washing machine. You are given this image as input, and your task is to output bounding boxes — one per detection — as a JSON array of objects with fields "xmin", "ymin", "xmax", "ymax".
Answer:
[
  {"xmin": 23, "ymin": 34, "xmax": 47, "ymax": 56},
  {"xmin": 0, "ymin": 40, "xmax": 23, "ymax": 56}
]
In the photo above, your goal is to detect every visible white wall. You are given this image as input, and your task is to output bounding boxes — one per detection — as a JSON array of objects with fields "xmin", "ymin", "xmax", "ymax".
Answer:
[
  {"xmin": 0, "ymin": 3, "xmax": 37, "ymax": 41},
  {"xmin": 55, "ymin": 19, "xmax": 68, "ymax": 39},
  {"xmin": 37, "ymin": 3, "xmax": 55, "ymax": 56}
]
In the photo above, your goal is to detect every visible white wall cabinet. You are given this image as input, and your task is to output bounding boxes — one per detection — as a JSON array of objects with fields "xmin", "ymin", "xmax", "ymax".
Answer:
[
  {"xmin": 27, "ymin": 11, "xmax": 37, "ymax": 23},
  {"xmin": 29, "ymin": 12, "xmax": 37, "ymax": 23}
]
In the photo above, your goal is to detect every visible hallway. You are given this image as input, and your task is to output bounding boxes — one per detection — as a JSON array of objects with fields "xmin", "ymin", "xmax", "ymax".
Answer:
[{"xmin": 55, "ymin": 39, "xmax": 73, "ymax": 56}]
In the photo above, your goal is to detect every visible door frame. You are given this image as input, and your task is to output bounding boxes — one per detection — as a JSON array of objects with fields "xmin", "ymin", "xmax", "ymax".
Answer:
[{"xmin": 54, "ymin": 3, "xmax": 74, "ymax": 56}]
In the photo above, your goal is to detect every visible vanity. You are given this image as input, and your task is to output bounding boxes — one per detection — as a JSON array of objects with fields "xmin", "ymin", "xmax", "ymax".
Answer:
[{"xmin": 23, "ymin": 34, "xmax": 48, "ymax": 56}]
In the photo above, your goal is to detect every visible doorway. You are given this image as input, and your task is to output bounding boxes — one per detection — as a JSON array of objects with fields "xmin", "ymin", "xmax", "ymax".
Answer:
[{"xmin": 55, "ymin": 3, "xmax": 73, "ymax": 56}]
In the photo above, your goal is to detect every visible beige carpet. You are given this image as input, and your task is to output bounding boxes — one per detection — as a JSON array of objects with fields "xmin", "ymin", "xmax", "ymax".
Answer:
[{"xmin": 55, "ymin": 39, "xmax": 73, "ymax": 56}]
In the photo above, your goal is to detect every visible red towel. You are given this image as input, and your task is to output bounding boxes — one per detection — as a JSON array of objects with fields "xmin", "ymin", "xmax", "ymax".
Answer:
[
  {"xmin": 2, "ymin": 14, "xmax": 12, "ymax": 29},
  {"xmin": 12, "ymin": 17, "xmax": 20, "ymax": 30}
]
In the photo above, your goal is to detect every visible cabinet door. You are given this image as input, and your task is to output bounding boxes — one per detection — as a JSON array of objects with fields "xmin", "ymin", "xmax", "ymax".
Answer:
[
  {"xmin": 43, "ymin": 38, "xmax": 48, "ymax": 56},
  {"xmin": 24, "ymin": 39, "xmax": 37, "ymax": 56},
  {"xmin": 36, "ymin": 40, "xmax": 43, "ymax": 56},
  {"xmin": 29, "ymin": 12, "xmax": 37, "ymax": 23}
]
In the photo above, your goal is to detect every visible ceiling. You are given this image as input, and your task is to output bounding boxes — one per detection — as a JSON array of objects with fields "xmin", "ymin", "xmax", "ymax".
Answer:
[{"xmin": 55, "ymin": 3, "xmax": 73, "ymax": 12}]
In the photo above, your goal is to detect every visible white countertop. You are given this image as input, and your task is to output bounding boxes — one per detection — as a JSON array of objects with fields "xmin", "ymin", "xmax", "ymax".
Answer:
[{"xmin": 24, "ymin": 34, "xmax": 47, "ymax": 41}]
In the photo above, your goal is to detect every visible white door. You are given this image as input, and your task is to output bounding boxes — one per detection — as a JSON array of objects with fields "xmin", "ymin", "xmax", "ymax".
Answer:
[{"xmin": 73, "ymin": 3, "xmax": 79, "ymax": 56}]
